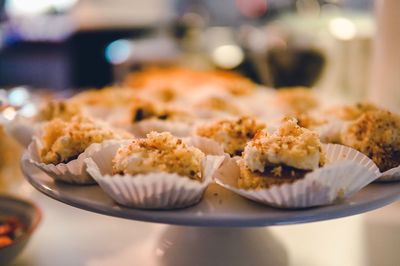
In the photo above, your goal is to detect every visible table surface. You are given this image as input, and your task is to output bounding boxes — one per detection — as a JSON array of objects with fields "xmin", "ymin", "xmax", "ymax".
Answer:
[{"xmin": 9, "ymin": 178, "xmax": 400, "ymax": 266}]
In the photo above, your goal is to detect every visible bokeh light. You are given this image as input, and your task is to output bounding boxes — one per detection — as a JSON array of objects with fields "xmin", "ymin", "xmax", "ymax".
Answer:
[
  {"xmin": 5, "ymin": 0, "xmax": 78, "ymax": 16},
  {"xmin": 8, "ymin": 87, "xmax": 29, "ymax": 107},
  {"xmin": 105, "ymin": 39, "xmax": 133, "ymax": 65},
  {"xmin": 212, "ymin": 45, "xmax": 244, "ymax": 69},
  {"xmin": 2, "ymin": 107, "xmax": 16, "ymax": 121},
  {"xmin": 329, "ymin": 17, "xmax": 356, "ymax": 40}
]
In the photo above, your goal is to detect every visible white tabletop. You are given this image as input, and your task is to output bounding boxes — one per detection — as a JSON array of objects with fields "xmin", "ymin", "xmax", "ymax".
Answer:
[{"xmin": 10, "ymin": 179, "xmax": 400, "ymax": 266}]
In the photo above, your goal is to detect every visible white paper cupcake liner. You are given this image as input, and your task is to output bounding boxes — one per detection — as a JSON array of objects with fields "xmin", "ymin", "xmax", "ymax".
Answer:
[
  {"xmin": 323, "ymin": 144, "xmax": 380, "ymax": 174},
  {"xmin": 4, "ymin": 117, "xmax": 37, "ymax": 148},
  {"xmin": 379, "ymin": 166, "xmax": 400, "ymax": 182},
  {"xmin": 185, "ymin": 136, "xmax": 240, "ymax": 182},
  {"xmin": 85, "ymin": 154, "xmax": 225, "ymax": 209},
  {"xmin": 27, "ymin": 139, "xmax": 126, "ymax": 184},
  {"xmin": 215, "ymin": 144, "xmax": 380, "ymax": 208},
  {"xmin": 184, "ymin": 136, "xmax": 225, "ymax": 156},
  {"xmin": 324, "ymin": 143, "xmax": 400, "ymax": 182}
]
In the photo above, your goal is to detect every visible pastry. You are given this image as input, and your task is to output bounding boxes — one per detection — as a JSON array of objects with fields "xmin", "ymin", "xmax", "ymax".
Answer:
[
  {"xmin": 124, "ymin": 67, "xmax": 255, "ymax": 96},
  {"xmin": 192, "ymin": 93, "xmax": 246, "ymax": 117},
  {"xmin": 85, "ymin": 131, "xmax": 225, "ymax": 209},
  {"xmin": 276, "ymin": 87, "xmax": 319, "ymax": 115},
  {"xmin": 196, "ymin": 116, "xmax": 265, "ymax": 156},
  {"xmin": 297, "ymin": 102, "xmax": 381, "ymax": 144},
  {"xmin": 239, "ymin": 118, "xmax": 324, "ymax": 189},
  {"xmin": 70, "ymin": 87, "xmax": 137, "ymax": 108},
  {"xmin": 326, "ymin": 102, "xmax": 379, "ymax": 121},
  {"xmin": 112, "ymin": 132, "xmax": 205, "ymax": 181},
  {"xmin": 39, "ymin": 115, "xmax": 116, "ymax": 164},
  {"xmin": 35, "ymin": 100, "xmax": 81, "ymax": 122},
  {"xmin": 341, "ymin": 110, "xmax": 400, "ymax": 172}
]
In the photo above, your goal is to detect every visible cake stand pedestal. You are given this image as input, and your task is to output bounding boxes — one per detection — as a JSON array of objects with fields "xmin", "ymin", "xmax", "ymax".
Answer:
[{"xmin": 155, "ymin": 226, "xmax": 287, "ymax": 266}]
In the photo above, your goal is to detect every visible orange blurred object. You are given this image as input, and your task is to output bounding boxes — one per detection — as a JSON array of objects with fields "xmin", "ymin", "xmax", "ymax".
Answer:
[
  {"xmin": 0, "ymin": 216, "xmax": 25, "ymax": 248},
  {"xmin": 124, "ymin": 67, "xmax": 256, "ymax": 96},
  {"xmin": 0, "ymin": 237, "xmax": 13, "ymax": 248}
]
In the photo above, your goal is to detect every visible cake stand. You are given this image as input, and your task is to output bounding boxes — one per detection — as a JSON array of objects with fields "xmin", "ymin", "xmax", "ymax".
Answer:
[{"xmin": 20, "ymin": 153, "xmax": 400, "ymax": 265}]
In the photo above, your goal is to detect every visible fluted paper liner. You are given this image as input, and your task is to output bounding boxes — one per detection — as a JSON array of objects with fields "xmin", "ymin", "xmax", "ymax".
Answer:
[
  {"xmin": 185, "ymin": 136, "xmax": 225, "ymax": 156},
  {"xmin": 323, "ymin": 144, "xmax": 380, "ymax": 174},
  {"xmin": 379, "ymin": 167, "xmax": 400, "ymax": 182},
  {"xmin": 324, "ymin": 142, "xmax": 400, "ymax": 182},
  {"xmin": 4, "ymin": 117, "xmax": 36, "ymax": 148},
  {"xmin": 185, "ymin": 136, "xmax": 240, "ymax": 182},
  {"xmin": 85, "ymin": 153, "xmax": 225, "ymax": 209},
  {"xmin": 215, "ymin": 144, "xmax": 380, "ymax": 208},
  {"xmin": 27, "ymin": 139, "xmax": 125, "ymax": 184}
]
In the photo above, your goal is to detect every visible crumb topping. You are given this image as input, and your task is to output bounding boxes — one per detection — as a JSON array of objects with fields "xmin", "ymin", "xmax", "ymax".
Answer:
[
  {"xmin": 112, "ymin": 132, "xmax": 205, "ymax": 180},
  {"xmin": 276, "ymin": 87, "xmax": 319, "ymax": 114},
  {"xmin": 194, "ymin": 95, "xmax": 244, "ymax": 115},
  {"xmin": 341, "ymin": 110, "xmax": 400, "ymax": 171},
  {"xmin": 326, "ymin": 102, "xmax": 379, "ymax": 121},
  {"xmin": 243, "ymin": 118, "xmax": 323, "ymax": 172},
  {"xmin": 196, "ymin": 117, "xmax": 266, "ymax": 156},
  {"xmin": 40, "ymin": 115, "xmax": 116, "ymax": 164},
  {"xmin": 35, "ymin": 100, "xmax": 81, "ymax": 122},
  {"xmin": 296, "ymin": 112, "xmax": 328, "ymax": 129},
  {"xmin": 71, "ymin": 87, "xmax": 137, "ymax": 107}
]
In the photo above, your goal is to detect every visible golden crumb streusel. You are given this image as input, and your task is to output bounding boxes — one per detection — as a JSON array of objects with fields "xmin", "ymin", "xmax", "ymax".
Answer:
[
  {"xmin": 243, "ymin": 118, "xmax": 324, "ymax": 172},
  {"xmin": 35, "ymin": 100, "xmax": 81, "ymax": 122},
  {"xmin": 341, "ymin": 110, "xmax": 400, "ymax": 171},
  {"xmin": 70, "ymin": 87, "xmax": 137, "ymax": 107},
  {"xmin": 40, "ymin": 115, "xmax": 116, "ymax": 164},
  {"xmin": 196, "ymin": 117, "xmax": 266, "ymax": 156},
  {"xmin": 112, "ymin": 132, "xmax": 205, "ymax": 181},
  {"xmin": 194, "ymin": 95, "xmax": 244, "ymax": 116},
  {"xmin": 296, "ymin": 113, "xmax": 328, "ymax": 129},
  {"xmin": 326, "ymin": 102, "xmax": 379, "ymax": 121},
  {"xmin": 276, "ymin": 87, "xmax": 319, "ymax": 114}
]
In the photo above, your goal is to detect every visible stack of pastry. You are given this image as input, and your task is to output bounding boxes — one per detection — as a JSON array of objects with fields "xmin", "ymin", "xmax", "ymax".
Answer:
[{"xmin": 10, "ymin": 67, "xmax": 398, "ymax": 209}]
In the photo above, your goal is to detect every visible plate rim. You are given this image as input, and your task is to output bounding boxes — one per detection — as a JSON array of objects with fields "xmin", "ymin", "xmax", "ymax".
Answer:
[{"xmin": 20, "ymin": 152, "xmax": 400, "ymax": 227}]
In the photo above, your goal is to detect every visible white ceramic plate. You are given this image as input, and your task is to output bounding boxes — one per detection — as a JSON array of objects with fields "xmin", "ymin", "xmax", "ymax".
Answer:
[{"xmin": 21, "ymin": 152, "xmax": 400, "ymax": 227}]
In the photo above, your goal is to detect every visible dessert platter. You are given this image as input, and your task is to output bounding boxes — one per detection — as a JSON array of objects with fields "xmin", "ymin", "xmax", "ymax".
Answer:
[
  {"xmin": 20, "ymin": 156, "xmax": 400, "ymax": 227},
  {"xmin": 11, "ymin": 68, "xmax": 400, "ymax": 265},
  {"xmin": 11, "ymin": 68, "xmax": 400, "ymax": 227}
]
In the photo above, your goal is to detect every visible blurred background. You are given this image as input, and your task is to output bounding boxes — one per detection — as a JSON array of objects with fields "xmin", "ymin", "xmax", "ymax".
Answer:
[
  {"xmin": 2, "ymin": 2, "xmax": 400, "ymax": 266},
  {"xmin": 0, "ymin": 0, "xmax": 384, "ymax": 188},
  {"xmin": 0, "ymin": 0, "xmax": 381, "ymax": 196},
  {"xmin": 0, "ymin": 0, "xmax": 374, "ymax": 93}
]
